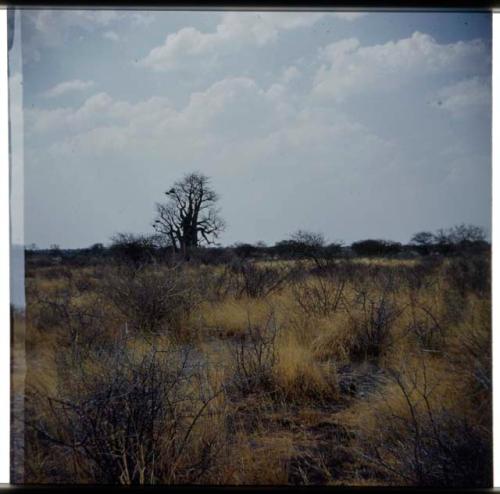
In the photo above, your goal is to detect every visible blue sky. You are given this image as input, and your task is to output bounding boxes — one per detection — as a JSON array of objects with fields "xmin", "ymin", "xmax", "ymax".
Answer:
[{"xmin": 9, "ymin": 10, "xmax": 492, "ymax": 248}]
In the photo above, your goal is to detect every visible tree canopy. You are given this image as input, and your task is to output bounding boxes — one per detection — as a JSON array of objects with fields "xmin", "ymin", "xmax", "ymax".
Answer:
[{"xmin": 153, "ymin": 172, "xmax": 225, "ymax": 259}]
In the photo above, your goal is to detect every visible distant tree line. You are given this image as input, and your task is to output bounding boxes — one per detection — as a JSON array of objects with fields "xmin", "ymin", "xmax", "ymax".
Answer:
[
  {"xmin": 25, "ymin": 223, "xmax": 489, "ymax": 269},
  {"xmin": 410, "ymin": 224, "xmax": 488, "ymax": 255}
]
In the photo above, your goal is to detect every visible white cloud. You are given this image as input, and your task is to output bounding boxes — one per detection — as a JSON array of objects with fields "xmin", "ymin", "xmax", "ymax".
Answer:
[
  {"xmin": 138, "ymin": 26, "xmax": 221, "ymax": 72},
  {"xmin": 313, "ymin": 31, "xmax": 490, "ymax": 101},
  {"xmin": 29, "ymin": 77, "xmax": 295, "ymax": 151},
  {"xmin": 43, "ymin": 79, "xmax": 95, "ymax": 98},
  {"xmin": 27, "ymin": 92, "xmax": 174, "ymax": 135},
  {"xmin": 103, "ymin": 30, "xmax": 119, "ymax": 42},
  {"xmin": 26, "ymin": 74, "xmax": 379, "ymax": 164},
  {"xmin": 431, "ymin": 76, "xmax": 491, "ymax": 116},
  {"xmin": 139, "ymin": 11, "xmax": 362, "ymax": 71},
  {"xmin": 215, "ymin": 12, "xmax": 327, "ymax": 45}
]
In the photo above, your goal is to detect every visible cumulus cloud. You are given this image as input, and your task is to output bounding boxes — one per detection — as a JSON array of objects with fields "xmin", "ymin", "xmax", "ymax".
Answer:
[
  {"xmin": 27, "ymin": 77, "xmax": 297, "ymax": 153},
  {"xmin": 313, "ymin": 31, "xmax": 491, "ymax": 101},
  {"xmin": 139, "ymin": 11, "xmax": 362, "ymax": 71},
  {"xmin": 27, "ymin": 92, "xmax": 174, "ymax": 136},
  {"xmin": 431, "ymin": 76, "xmax": 491, "ymax": 116},
  {"xmin": 26, "ymin": 74, "xmax": 387, "ymax": 173},
  {"xmin": 43, "ymin": 79, "xmax": 95, "ymax": 98}
]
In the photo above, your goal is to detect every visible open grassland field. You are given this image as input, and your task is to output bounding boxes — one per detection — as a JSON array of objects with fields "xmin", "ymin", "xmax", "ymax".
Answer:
[{"xmin": 13, "ymin": 252, "xmax": 491, "ymax": 486}]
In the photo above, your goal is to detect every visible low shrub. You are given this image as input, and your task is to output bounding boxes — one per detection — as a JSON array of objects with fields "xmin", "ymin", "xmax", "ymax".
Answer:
[
  {"xmin": 226, "ymin": 312, "xmax": 279, "ymax": 397},
  {"xmin": 27, "ymin": 337, "xmax": 226, "ymax": 484},
  {"xmin": 101, "ymin": 265, "xmax": 198, "ymax": 336},
  {"xmin": 351, "ymin": 360, "xmax": 492, "ymax": 487}
]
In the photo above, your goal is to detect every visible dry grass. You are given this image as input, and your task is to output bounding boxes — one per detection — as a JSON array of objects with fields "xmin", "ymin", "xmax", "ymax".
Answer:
[
  {"xmin": 274, "ymin": 333, "xmax": 339, "ymax": 403},
  {"xmin": 198, "ymin": 297, "xmax": 277, "ymax": 338},
  {"xmin": 15, "ymin": 252, "xmax": 491, "ymax": 486}
]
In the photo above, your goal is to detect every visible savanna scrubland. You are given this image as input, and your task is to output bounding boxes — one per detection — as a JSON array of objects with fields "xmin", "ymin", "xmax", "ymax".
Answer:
[{"xmin": 12, "ymin": 233, "xmax": 491, "ymax": 486}]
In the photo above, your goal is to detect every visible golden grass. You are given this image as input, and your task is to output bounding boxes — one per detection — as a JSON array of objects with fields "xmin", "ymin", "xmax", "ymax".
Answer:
[
  {"xmin": 275, "ymin": 333, "xmax": 338, "ymax": 402},
  {"xmin": 352, "ymin": 257, "xmax": 418, "ymax": 267},
  {"xmin": 198, "ymin": 295, "xmax": 286, "ymax": 338},
  {"xmin": 19, "ymin": 254, "xmax": 491, "ymax": 485},
  {"xmin": 310, "ymin": 315, "xmax": 350, "ymax": 363}
]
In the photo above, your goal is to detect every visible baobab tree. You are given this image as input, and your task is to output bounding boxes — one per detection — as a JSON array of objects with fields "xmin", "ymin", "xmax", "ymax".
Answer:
[{"xmin": 153, "ymin": 172, "xmax": 225, "ymax": 259}]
